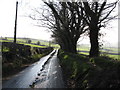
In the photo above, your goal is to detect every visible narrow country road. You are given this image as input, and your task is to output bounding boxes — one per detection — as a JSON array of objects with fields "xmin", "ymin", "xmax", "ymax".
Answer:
[{"xmin": 2, "ymin": 50, "xmax": 65, "ymax": 88}]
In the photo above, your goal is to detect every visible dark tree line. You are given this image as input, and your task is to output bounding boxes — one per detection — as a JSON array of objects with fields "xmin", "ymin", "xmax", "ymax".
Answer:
[
  {"xmin": 44, "ymin": 2, "xmax": 88, "ymax": 53},
  {"xmin": 29, "ymin": 0, "xmax": 118, "ymax": 57}
]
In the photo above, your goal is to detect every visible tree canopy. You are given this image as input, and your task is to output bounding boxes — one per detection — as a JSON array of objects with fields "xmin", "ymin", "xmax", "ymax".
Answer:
[{"xmin": 29, "ymin": 0, "xmax": 118, "ymax": 56}]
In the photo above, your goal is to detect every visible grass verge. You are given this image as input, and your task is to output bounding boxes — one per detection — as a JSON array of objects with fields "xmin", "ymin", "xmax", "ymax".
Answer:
[{"xmin": 58, "ymin": 49, "xmax": 120, "ymax": 88}]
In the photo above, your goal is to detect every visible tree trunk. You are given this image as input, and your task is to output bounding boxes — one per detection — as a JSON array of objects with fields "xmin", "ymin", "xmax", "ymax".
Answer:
[
  {"xmin": 60, "ymin": 37, "xmax": 77, "ymax": 54},
  {"xmin": 69, "ymin": 39, "xmax": 77, "ymax": 53},
  {"xmin": 89, "ymin": 25, "xmax": 99, "ymax": 57}
]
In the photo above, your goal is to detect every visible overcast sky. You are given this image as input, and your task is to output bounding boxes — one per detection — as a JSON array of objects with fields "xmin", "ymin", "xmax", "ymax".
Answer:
[{"xmin": 0, "ymin": 0, "xmax": 118, "ymax": 47}]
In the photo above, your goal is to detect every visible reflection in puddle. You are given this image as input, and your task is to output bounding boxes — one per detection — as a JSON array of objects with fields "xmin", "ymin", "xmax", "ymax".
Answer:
[
  {"xmin": 52, "ymin": 71, "xmax": 57, "ymax": 75},
  {"xmin": 54, "ymin": 77, "xmax": 57, "ymax": 79}
]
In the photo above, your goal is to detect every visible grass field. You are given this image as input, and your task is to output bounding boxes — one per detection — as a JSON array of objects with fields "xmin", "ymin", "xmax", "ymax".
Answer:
[
  {"xmin": 0, "ymin": 37, "xmax": 60, "ymax": 48},
  {"xmin": 1, "ymin": 37, "xmax": 119, "ymax": 60},
  {"xmin": 77, "ymin": 46, "xmax": 119, "ymax": 60},
  {"xmin": 108, "ymin": 54, "xmax": 119, "ymax": 59}
]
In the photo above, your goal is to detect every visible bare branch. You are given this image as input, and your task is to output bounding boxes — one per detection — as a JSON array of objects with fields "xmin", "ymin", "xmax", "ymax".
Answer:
[{"xmin": 99, "ymin": 1, "xmax": 117, "ymax": 24}]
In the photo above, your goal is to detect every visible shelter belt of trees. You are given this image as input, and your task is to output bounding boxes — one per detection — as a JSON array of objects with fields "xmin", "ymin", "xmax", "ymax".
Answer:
[{"xmin": 29, "ymin": 0, "xmax": 118, "ymax": 57}]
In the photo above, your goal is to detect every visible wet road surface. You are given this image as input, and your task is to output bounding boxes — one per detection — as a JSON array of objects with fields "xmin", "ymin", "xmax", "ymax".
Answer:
[{"xmin": 3, "ymin": 50, "xmax": 64, "ymax": 88}]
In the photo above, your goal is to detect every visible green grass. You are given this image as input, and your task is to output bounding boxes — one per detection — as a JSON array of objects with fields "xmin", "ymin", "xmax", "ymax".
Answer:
[
  {"xmin": 1, "ymin": 37, "xmax": 53, "ymax": 48},
  {"xmin": 2, "ymin": 47, "xmax": 9, "ymax": 52},
  {"xmin": 106, "ymin": 54, "xmax": 119, "ymax": 60},
  {"xmin": 104, "ymin": 47, "xmax": 119, "ymax": 51},
  {"xmin": 16, "ymin": 39, "xmax": 26, "ymax": 43},
  {"xmin": 18, "ymin": 43, "xmax": 47, "ymax": 48},
  {"xmin": 77, "ymin": 46, "xmax": 90, "ymax": 55},
  {"xmin": 0, "ymin": 37, "xmax": 60, "ymax": 48},
  {"xmin": 58, "ymin": 49, "xmax": 90, "ymax": 79},
  {"xmin": 7, "ymin": 37, "xmax": 12, "ymax": 40},
  {"xmin": 79, "ymin": 52, "xmax": 119, "ymax": 60},
  {"xmin": 1, "ymin": 41, "xmax": 47, "ymax": 48},
  {"xmin": 58, "ymin": 49, "xmax": 120, "ymax": 88},
  {"xmin": 77, "ymin": 46, "xmax": 90, "ymax": 51},
  {"xmin": 77, "ymin": 46, "xmax": 119, "ymax": 60},
  {"xmin": 0, "ymin": 40, "xmax": 11, "ymax": 42},
  {"xmin": 79, "ymin": 52, "xmax": 89, "ymax": 55},
  {"xmin": 51, "ymin": 44, "xmax": 60, "ymax": 48}
]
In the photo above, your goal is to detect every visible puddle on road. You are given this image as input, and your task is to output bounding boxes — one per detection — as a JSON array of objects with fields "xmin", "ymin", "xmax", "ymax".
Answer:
[
  {"xmin": 52, "ymin": 71, "xmax": 57, "ymax": 75},
  {"xmin": 29, "ymin": 50, "xmax": 57, "ymax": 88},
  {"xmin": 29, "ymin": 58, "xmax": 51, "ymax": 88}
]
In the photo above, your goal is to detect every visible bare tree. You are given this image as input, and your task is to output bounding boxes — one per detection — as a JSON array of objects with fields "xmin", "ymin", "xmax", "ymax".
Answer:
[
  {"xmin": 29, "ymin": 1, "xmax": 88, "ymax": 53},
  {"xmin": 29, "ymin": 0, "xmax": 117, "ymax": 55},
  {"xmin": 79, "ymin": 0, "xmax": 118, "ymax": 57}
]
